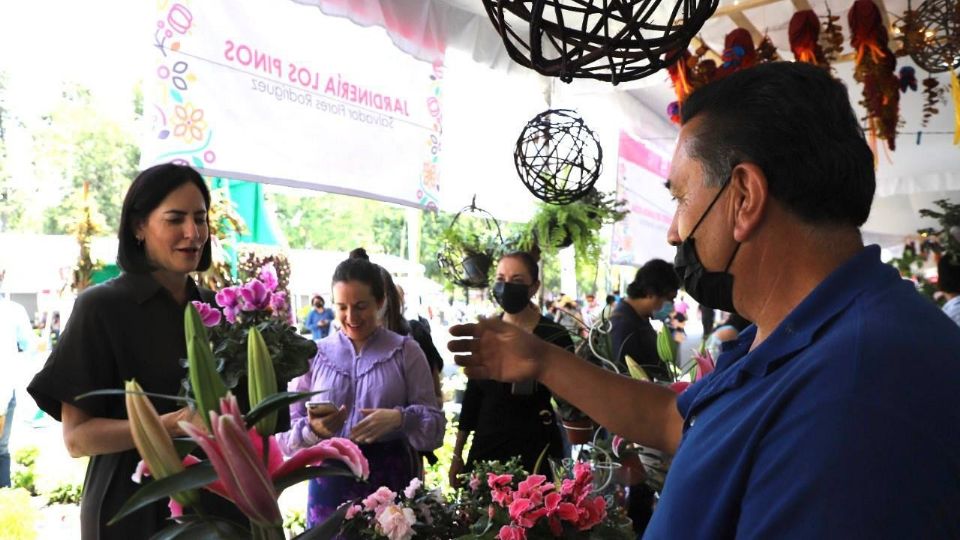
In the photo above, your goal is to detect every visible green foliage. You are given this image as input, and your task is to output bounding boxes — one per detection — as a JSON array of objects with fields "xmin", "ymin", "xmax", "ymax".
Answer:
[
  {"xmin": 519, "ymin": 190, "xmax": 626, "ymax": 269},
  {"xmin": 12, "ymin": 446, "xmax": 39, "ymax": 496},
  {"xmin": 46, "ymin": 482, "xmax": 83, "ymax": 506},
  {"xmin": 33, "ymin": 83, "xmax": 140, "ymax": 235},
  {"xmin": 424, "ymin": 412, "xmax": 467, "ymax": 496},
  {"xmin": 0, "ymin": 488, "xmax": 40, "ymax": 539},
  {"xmin": 919, "ymin": 199, "xmax": 960, "ymax": 262}
]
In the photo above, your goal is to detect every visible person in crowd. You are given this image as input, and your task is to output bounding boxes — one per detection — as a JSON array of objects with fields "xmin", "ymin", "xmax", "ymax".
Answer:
[
  {"xmin": 554, "ymin": 296, "xmax": 582, "ymax": 337},
  {"xmin": 937, "ymin": 255, "xmax": 960, "ymax": 327},
  {"xmin": 28, "ymin": 164, "xmax": 245, "ymax": 539},
  {"xmin": 610, "ymin": 259, "xmax": 680, "ymax": 382},
  {"xmin": 602, "ymin": 294, "xmax": 616, "ymax": 319},
  {"xmin": 581, "ymin": 293, "xmax": 601, "ymax": 329},
  {"xmin": 278, "ymin": 251, "xmax": 444, "ymax": 527},
  {"xmin": 669, "ymin": 300, "xmax": 688, "ymax": 344},
  {"xmin": 704, "ymin": 312, "xmax": 752, "ymax": 359},
  {"xmin": 0, "ymin": 269, "xmax": 32, "ymax": 488},
  {"xmin": 448, "ymin": 62, "xmax": 960, "ymax": 537},
  {"xmin": 303, "ymin": 294, "xmax": 335, "ymax": 340},
  {"xmin": 448, "ymin": 251, "xmax": 573, "ymax": 488}
]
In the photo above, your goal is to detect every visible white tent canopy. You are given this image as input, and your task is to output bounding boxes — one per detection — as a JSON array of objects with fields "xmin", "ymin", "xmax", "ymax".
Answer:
[{"xmin": 291, "ymin": 0, "xmax": 959, "ymax": 244}]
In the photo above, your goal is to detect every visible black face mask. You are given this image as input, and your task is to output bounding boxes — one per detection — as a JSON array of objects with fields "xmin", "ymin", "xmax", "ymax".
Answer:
[
  {"xmin": 674, "ymin": 179, "xmax": 741, "ymax": 313},
  {"xmin": 493, "ymin": 281, "xmax": 532, "ymax": 314}
]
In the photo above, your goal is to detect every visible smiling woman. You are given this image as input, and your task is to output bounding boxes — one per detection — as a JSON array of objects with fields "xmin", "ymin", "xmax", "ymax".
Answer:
[
  {"xmin": 26, "ymin": 163, "xmax": 246, "ymax": 539},
  {"xmin": 278, "ymin": 248, "xmax": 445, "ymax": 529}
]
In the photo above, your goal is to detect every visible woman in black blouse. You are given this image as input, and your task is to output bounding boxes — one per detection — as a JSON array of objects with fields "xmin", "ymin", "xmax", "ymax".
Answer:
[
  {"xmin": 449, "ymin": 251, "xmax": 573, "ymax": 486},
  {"xmin": 28, "ymin": 164, "xmax": 230, "ymax": 539}
]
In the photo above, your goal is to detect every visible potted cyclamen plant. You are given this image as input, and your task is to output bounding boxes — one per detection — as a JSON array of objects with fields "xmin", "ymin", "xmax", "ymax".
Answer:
[{"xmin": 189, "ymin": 262, "xmax": 317, "ymax": 433}]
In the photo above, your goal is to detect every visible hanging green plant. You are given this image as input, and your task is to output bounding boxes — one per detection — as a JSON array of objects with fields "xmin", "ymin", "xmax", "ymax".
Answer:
[
  {"xmin": 437, "ymin": 198, "xmax": 504, "ymax": 289},
  {"xmin": 518, "ymin": 189, "xmax": 626, "ymax": 266},
  {"xmin": 919, "ymin": 199, "xmax": 960, "ymax": 262}
]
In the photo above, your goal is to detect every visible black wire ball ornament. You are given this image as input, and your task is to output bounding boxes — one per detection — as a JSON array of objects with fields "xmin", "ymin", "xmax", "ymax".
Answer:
[
  {"xmin": 481, "ymin": 0, "xmax": 720, "ymax": 84},
  {"xmin": 908, "ymin": 0, "xmax": 960, "ymax": 73},
  {"xmin": 514, "ymin": 109, "xmax": 603, "ymax": 205},
  {"xmin": 437, "ymin": 198, "xmax": 504, "ymax": 289}
]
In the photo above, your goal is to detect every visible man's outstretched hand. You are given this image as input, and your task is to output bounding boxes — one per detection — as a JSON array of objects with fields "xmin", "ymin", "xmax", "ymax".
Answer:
[{"xmin": 447, "ymin": 317, "xmax": 546, "ymax": 382}]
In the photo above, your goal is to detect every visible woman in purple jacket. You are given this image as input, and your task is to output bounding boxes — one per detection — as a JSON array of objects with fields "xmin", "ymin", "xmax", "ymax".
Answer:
[{"xmin": 278, "ymin": 251, "xmax": 445, "ymax": 527}]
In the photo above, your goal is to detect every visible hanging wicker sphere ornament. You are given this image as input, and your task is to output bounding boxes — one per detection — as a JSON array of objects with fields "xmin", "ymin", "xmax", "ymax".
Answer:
[
  {"xmin": 481, "ymin": 0, "xmax": 719, "ymax": 84},
  {"xmin": 908, "ymin": 0, "xmax": 960, "ymax": 72},
  {"xmin": 437, "ymin": 197, "xmax": 504, "ymax": 289},
  {"xmin": 514, "ymin": 109, "xmax": 603, "ymax": 205}
]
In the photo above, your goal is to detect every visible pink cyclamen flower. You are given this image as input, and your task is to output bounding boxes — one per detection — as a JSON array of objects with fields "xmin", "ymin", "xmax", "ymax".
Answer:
[
  {"xmin": 403, "ymin": 477, "xmax": 422, "ymax": 499},
  {"xmin": 215, "ymin": 286, "xmax": 242, "ymax": 323},
  {"xmin": 574, "ymin": 495, "xmax": 607, "ymax": 531},
  {"xmin": 191, "ymin": 301, "xmax": 222, "ymax": 327},
  {"xmin": 545, "ymin": 492, "xmax": 580, "ymax": 523},
  {"xmin": 498, "ymin": 525, "xmax": 528, "ymax": 540},
  {"xmin": 508, "ymin": 497, "xmax": 548, "ymax": 528},
  {"xmin": 516, "ymin": 474, "xmax": 552, "ymax": 505},
  {"xmin": 269, "ymin": 291, "xmax": 287, "ymax": 313},
  {"xmin": 376, "ymin": 504, "xmax": 416, "ymax": 540},
  {"xmin": 258, "ymin": 262, "xmax": 279, "ymax": 292},
  {"xmin": 469, "ymin": 475, "xmax": 482, "ymax": 491},
  {"xmin": 239, "ymin": 279, "xmax": 271, "ymax": 312}
]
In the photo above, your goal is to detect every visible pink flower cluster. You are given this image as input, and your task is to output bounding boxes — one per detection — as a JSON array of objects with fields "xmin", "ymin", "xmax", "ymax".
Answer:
[
  {"xmin": 488, "ymin": 462, "xmax": 607, "ymax": 540},
  {"xmin": 341, "ymin": 477, "xmax": 424, "ymax": 540},
  {"xmin": 211, "ymin": 263, "xmax": 287, "ymax": 324}
]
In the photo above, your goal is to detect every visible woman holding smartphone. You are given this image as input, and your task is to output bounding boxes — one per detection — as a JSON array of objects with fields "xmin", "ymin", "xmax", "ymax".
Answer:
[{"xmin": 277, "ymin": 250, "xmax": 444, "ymax": 527}]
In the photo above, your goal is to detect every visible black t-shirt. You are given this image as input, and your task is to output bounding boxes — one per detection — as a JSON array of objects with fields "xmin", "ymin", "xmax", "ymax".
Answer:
[
  {"xmin": 27, "ymin": 273, "xmax": 238, "ymax": 539},
  {"xmin": 458, "ymin": 316, "xmax": 574, "ymax": 472},
  {"xmin": 609, "ymin": 301, "xmax": 672, "ymax": 382}
]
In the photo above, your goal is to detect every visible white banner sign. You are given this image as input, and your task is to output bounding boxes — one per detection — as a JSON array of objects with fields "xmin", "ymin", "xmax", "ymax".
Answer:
[
  {"xmin": 610, "ymin": 131, "xmax": 677, "ymax": 266},
  {"xmin": 141, "ymin": 0, "xmax": 442, "ymax": 209}
]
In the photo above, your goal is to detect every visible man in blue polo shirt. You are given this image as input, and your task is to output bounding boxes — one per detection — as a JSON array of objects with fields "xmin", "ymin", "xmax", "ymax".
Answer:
[{"xmin": 448, "ymin": 62, "xmax": 960, "ymax": 538}]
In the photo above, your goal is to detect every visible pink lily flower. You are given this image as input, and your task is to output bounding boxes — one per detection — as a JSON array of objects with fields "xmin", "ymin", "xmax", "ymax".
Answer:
[
  {"xmin": 177, "ymin": 395, "xmax": 369, "ymax": 524},
  {"xmin": 258, "ymin": 262, "xmax": 279, "ymax": 292},
  {"xmin": 239, "ymin": 279, "xmax": 271, "ymax": 312},
  {"xmin": 692, "ymin": 349, "xmax": 716, "ymax": 381},
  {"xmin": 190, "ymin": 301, "xmax": 222, "ymax": 327}
]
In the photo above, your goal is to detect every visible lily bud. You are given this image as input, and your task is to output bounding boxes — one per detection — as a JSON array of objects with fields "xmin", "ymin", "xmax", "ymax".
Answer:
[
  {"xmin": 185, "ymin": 303, "xmax": 228, "ymax": 430},
  {"xmin": 247, "ymin": 327, "xmax": 277, "ymax": 436},
  {"xmin": 125, "ymin": 379, "xmax": 197, "ymax": 507}
]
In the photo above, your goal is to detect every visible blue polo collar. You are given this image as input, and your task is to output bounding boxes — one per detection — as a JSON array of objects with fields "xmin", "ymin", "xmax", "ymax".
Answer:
[{"xmin": 723, "ymin": 245, "xmax": 894, "ymax": 379}]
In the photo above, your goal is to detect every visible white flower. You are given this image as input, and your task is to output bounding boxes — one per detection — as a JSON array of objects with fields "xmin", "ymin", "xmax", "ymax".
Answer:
[
  {"xmin": 376, "ymin": 504, "xmax": 417, "ymax": 540},
  {"xmin": 404, "ymin": 477, "xmax": 423, "ymax": 499}
]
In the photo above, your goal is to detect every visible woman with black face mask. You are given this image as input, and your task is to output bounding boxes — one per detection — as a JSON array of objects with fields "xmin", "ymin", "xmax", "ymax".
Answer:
[{"xmin": 448, "ymin": 251, "xmax": 573, "ymax": 488}]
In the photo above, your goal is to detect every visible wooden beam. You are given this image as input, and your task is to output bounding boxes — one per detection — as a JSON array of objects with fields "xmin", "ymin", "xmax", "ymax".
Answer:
[
  {"xmin": 728, "ymin": 12, "xmax": 763, "ymax": 44},
  {"xmin": 713, "ymin": 0, "xmax": 782, "ymax": 18},
  {"xmin": 791, "ymin": 0, "xmax": 813, "ymax": 10},
  {"xmin": 690, "ymin": 36, "xmax": 723, "ymax": 63}
]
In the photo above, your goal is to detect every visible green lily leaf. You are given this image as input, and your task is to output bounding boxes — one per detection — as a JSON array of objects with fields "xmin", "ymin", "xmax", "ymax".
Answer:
[
  {"xmin": 274, "ymin": 461, "xmax": 357, "ymax": 493},
  {"xmin": 293, "ymin": 499, "xmax": 350, "ymax": 539},
  {"xmin": 244, "ymin": 390, "xmax": 326, "ymax": 429},
  {"xmin": 149, "ymin": 517, "xmax": 249, "ymax": 540},
  {"xmin": 109, "ymin": 463, "xmax": 217, "ymax": 525},
  {"xmin": 172, "ymin": 437, "xmax": 199, "ymax": 459}
]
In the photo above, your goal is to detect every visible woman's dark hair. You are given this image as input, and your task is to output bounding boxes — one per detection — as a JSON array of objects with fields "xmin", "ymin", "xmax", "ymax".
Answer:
[
  {"xmin": 626, "ymin": 259, "xmax": 680, "ymax": 299},
  {"xmin": 331, "ymin": 247, "xmax": 385, "ymax": 302},
  {"xmin": 312, "ymin": 295, "xmax": 324, "ymax": 308},
  {"xmin": 117, "ymin": 163, "xmax": 212, "ymax": 273},
  {"xmin": 379, "ymin": 266, "xmax": 410, "ymax": 335},
  {"xmin": 681, "ymin": 62, "xmax": 874, "ymax": 227},
  {"xmin": 499, "ymin": 251, "xmax": 539, "ymax": 283}
]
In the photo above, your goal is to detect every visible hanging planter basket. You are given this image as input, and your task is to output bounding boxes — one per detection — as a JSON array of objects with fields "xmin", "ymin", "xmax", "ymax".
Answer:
[{"xmin": 437, "ymin": 197, "xmax": 504, "ymax": 289}]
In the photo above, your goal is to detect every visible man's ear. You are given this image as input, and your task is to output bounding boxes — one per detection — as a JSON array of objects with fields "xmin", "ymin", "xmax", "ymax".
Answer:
[{"xmin": 730, "ymin": 162, "xmax": 769, "ymax": 243}]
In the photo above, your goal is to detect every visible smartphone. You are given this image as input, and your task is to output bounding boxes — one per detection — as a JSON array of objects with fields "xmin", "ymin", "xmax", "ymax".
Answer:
[{"xmin": 306, "ymin": 401, "xmax": 337, "ymax": 417}]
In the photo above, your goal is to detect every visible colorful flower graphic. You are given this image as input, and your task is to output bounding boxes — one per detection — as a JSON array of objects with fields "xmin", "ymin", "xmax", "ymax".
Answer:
[{"xmin": 173, "ymin": 103, "xmax": 208, "ymax": 142}]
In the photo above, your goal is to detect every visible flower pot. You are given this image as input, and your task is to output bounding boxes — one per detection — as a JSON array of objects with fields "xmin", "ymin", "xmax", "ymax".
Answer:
[
  {"xmin": 461, "ymin": 253, "xmax": 492, "ymax": 286},
  {"xmin": 562, "ymin": 418, "xmax": 595, "ymax": 445}
]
